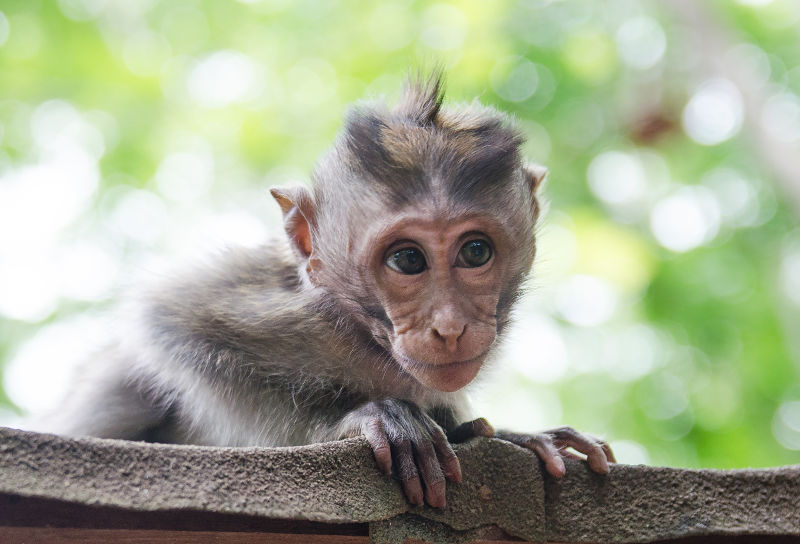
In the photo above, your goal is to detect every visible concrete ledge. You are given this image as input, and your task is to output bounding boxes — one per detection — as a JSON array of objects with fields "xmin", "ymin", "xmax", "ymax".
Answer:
[{"xmin": 0, "ymin": 426, "xmax": 798, "ymax": 543}]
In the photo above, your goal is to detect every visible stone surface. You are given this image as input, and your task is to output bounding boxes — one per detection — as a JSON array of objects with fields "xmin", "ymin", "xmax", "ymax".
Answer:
[
  {"xmin": 1, "ymin": 426, "xmax": 799, "ymax": 543},
  {"xmin": 545, "ymin": 458, "xmax": 800, "ymax": 543},
  {"xmin": 0, "ymin": 427, "xmax": 544, "ymax": 541}
]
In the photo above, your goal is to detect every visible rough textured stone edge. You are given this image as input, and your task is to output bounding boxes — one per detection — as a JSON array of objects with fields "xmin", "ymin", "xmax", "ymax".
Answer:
[
  {"xmin": 1, "ymin": 427, "xmax": 799, "ymax": 543},
  {"xmin": 0, "ymin": 427, "xmax": 545, "ymax": 541},
  {"xmin": 546, "ymin": 457, "xmax": 800, "ymax": 542}
]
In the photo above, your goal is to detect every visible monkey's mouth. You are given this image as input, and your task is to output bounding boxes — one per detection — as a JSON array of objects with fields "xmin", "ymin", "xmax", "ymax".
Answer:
[
  {"xmin": 394, "ymin": 349, "xmax": 489, "ymax": 392},
  {"xmin": 396, "ymin": 349, "xmax": 490, "ymax": 371}
]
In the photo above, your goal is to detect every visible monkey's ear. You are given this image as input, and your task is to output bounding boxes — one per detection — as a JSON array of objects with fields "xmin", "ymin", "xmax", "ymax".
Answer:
[
  {"xmin": 524, "ymin": 163, "xmax": 548, "ymax": 194},
  {"xmin": 270, "ymin": 186, "xmax": 316, "ymax": 259}
]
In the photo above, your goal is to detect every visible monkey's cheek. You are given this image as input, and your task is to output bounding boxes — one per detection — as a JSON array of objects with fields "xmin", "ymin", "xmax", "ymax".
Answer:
[{"xmin": 411, "ymin": 360, "xmax": 483, "ymax": 393}]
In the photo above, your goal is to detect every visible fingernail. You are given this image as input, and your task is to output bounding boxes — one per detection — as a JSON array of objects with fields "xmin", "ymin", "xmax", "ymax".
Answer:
[
  {"xmin": 550, "ymin": 457, "xmax": 566, "ymax": 478},
  {"xmin": 476, "ymin": 418, "xmax": 494, "ymax": 436},
  {"xmin": 447, "ymin": 459, "xmax": 462, "ymax": 483},
  {"xmin": 426, "ymin": 482, "xmax": 447, "ymax": 508}
]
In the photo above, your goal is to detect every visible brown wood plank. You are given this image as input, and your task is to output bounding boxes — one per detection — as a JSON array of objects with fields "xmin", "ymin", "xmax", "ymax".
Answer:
[
  {"xmin": 0, "ymin": 494, "xmax": 368, "ymax": 535},
  {"xmin": 0, "ymin": 527, "xmax": 371, "ymax": 543}
]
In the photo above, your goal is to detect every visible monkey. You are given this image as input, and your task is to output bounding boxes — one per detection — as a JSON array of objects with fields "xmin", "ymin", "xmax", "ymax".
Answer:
[{"xmin": 34, "ymin": 73, "xmax": 614, "ymax": 508}]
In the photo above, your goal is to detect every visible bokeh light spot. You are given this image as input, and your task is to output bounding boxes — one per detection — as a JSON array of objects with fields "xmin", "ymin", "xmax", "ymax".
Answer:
[
  {"xmin": 603, "ymin": 325, "xmax": 663, "ymax": 382},
  {"xmin": 155, "ymin": 151, "xmax": 215, "ymax": 202},
  {"xmin": 490, "ymin": 56, "xmax": 539, "ymax": 103},
  {"xmin": 0, "ymin": 257, "xmax": 58, "ymax": 322},
  {"xmin": 554, "ymin": 274, "xmax": 618, "ymax": 327},
  {"xmin": 31, "ymin": 100, "xmax": 106, "ymax": 159},
  {"xmin": 56, "ymin": 242, "xmax": 119, "ymax": 302},
  {"xmin": 761, "ymin": 92, "xmax": 800, "ymax": 143},
  {"xmin": 502, "ymin": 314, "xmax": 568, "ymax": 384},
  {"xmin": 682, "ymin": 78, "xmax": 743, "ymax": 145},
  {"xmin": 3, "ymin": 316, "xmax": 108, "ymax": 414},
  {"xmin": 188, "ymin": 50, "xmax": 260, "ymax": 108},
  {"xmin": 616, "ymin": 16, "xmax": 666, "ymax": 70},
  {"xmin": 637, "ymin": 373, "xmax": 690, "ymax": 421},
  {"xmin": 650, "ymin": 187, "xmax": 721, "ymax": 252},
  {"xmin": 773, "ymin": 400, "xmax": 800, "ymax": 450},
  {"xmin": 702, "ymin": 168, "xmax": 761, "ymax": 227},
  {"xmin": 587, "ymin": 151, "xmax": 647, "ymax": 206},
  {"xmin": 109, "ymin": 189, "xmax": 167, "ymax": 246},
  {"xmin": 727, "ymin": 43, "xmax": 771, "ymax": 87}
]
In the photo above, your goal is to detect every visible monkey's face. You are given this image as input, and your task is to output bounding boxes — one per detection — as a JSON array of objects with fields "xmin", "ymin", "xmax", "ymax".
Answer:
[{"xmin": 369, "ymin": 211, "xmax": 511, "ymax": 393}]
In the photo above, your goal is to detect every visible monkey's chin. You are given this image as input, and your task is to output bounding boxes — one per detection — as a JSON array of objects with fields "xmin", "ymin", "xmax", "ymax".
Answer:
[{"xmin": 397, "ymin": 353, "xmax": 485, "ymax": 393}]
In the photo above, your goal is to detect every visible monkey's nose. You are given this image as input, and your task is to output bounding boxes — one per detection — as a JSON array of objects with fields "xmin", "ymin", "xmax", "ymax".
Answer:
[{"xmin": 431, "ymin": 324, "xmax": 466, "ymax": 353}]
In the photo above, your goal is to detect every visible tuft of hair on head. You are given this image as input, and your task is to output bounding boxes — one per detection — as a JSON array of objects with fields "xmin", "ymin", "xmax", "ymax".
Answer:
[
  {"xmin": 393, "ymin": 69, "xmax": 445, "ymax": 127},
  {"xmin": 327, "ymin": 69, "xmax": 529, "ymax": 211}
]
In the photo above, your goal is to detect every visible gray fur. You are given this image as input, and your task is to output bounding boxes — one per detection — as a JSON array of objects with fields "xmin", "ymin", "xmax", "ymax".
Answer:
[{"xmin": 34, "ymin": 74, "xmax": 542, "ymax": 456}]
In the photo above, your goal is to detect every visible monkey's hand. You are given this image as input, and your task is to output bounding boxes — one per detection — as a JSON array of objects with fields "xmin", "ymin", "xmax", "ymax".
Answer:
[
  {"xmin": 340, "ymin": 399, "xmax": 476, "ymax": 508},
  {"xmin": 494, "ymin": 427, "xmax": 616, "ymax": 478}
]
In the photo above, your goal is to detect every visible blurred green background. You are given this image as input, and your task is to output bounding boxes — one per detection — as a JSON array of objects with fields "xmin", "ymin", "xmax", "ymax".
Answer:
[{"xmin": 1, "ymin": 0, "xmax": 799, "ymax": 469}]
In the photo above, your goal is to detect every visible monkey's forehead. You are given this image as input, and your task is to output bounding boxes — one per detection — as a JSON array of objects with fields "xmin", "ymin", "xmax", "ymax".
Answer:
[{"xmin": 329, "ymin": 114, "xmax": 524, "ymax": 206}]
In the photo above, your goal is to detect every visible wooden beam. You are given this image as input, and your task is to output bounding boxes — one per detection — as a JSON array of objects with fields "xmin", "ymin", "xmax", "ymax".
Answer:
[{"xmin": 0, "ymin": 527, "xmax": 370, "ymax": 543}]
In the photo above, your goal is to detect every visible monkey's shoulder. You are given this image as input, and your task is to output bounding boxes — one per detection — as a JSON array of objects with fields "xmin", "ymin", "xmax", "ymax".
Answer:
[
  {"xmin": 204, "ymin": 238, "xmax": 302, "ymax": 291},
  {"xmin": 156, "ymin": 238, "xmax": 300, "ymax": 296},
  {"xmin": 133, "ymin": 238, "xmax": 318, "ymax": 336}
]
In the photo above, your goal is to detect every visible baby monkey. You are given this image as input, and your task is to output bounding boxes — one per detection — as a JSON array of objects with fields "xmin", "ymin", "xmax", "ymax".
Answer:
[{"xmin": 43, "ymin": 74, "xmax": 614, "ymax": 508}]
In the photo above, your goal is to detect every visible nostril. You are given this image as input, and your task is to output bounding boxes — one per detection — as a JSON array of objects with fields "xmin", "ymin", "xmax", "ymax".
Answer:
[{"xmin": 431, "ymin": 324, "xmax": 466, "ymax": 352}]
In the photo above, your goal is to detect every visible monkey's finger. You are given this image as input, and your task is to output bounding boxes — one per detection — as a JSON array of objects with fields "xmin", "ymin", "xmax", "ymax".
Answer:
[
  {"xmin": 583, "ymin": 438, "xmax": 616, "ymax": 464},
  {"xmin": 393, "ymin": 439, "xmax": 424, "ymax": 506},
  {"xmin": 598, "ymin": 440, "xmax": 616, "ymax": 464},
  {"xmin": 447, "ymin": 417, "xmax": 495, "ymax": 443},
  {"xmin": 579, "ymin": 433, "xmax": 616, "ymax": 465},
  {"xmin": 362, "ymin": 418, "xmax": 392, "ymax": 475},
  {"xmin": 524, "ymin": 434, "xmax": 566, "ymax": 478},
  {"xmin": 431, "ymin": 426, "xmax": 461, "ymax": 483},
  {"xmin": 552, "ymin": 428, "xmax": 609, "ymax": 474},
  {"xmin": 414, "ymin": 441, "xmax": 447, "ymax": 508}
]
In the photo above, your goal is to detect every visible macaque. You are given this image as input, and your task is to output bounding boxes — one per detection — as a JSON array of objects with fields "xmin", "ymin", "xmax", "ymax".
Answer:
[{"xmin": 39, "ymin": 74, "xmax": 614, "ymax": 508}]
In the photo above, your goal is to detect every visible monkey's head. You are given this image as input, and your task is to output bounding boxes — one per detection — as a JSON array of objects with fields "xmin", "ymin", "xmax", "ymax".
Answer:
[{"xmin": 271, "ymin": 74, "xmax": 546, "ymax": 393}]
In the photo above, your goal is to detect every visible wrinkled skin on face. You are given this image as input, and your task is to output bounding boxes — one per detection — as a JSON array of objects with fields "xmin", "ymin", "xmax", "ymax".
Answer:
[{"xmin": 371, "ymin": 212, "xmax": 509, "ymax": 392}]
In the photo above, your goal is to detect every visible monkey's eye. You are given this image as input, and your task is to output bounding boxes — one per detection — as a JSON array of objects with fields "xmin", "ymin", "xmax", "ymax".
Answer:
[
  {"xmin": 456, "ymin": 239, "xmax": 492, "ymax": 268},
  {"xmin": 386, "ymin": 247, "xmax": 427, "ymax": 275}
]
